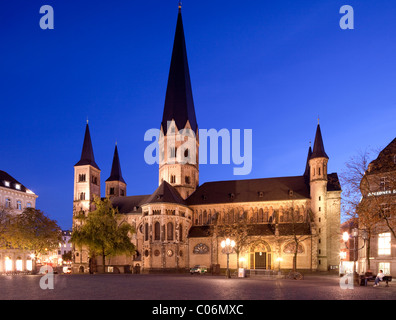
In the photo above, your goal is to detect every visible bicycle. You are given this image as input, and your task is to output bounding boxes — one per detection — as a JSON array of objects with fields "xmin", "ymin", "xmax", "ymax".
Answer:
[{"xmin": 287, "ymin": 271, "xmax": 303, "ymax": 280}]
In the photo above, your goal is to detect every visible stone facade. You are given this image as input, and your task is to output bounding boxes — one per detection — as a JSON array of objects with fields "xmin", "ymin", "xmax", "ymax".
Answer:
[
  {"xmin": 0, "ymin": 170, "xmax": 38, "ymax": 273},
  {"xmin": 71, "ymin": 7, "xmax": 342, "ymax": 274}
]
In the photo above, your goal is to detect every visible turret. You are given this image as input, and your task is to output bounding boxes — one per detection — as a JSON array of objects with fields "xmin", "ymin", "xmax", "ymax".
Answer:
[{"xmin": 105, "ymin": 144, "xmax": 126, "ymax": 197}]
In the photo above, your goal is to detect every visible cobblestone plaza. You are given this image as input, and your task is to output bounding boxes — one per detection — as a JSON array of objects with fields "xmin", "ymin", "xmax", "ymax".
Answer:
[{"xmin": 1, "ymin": 274, "xmax": 395, "ymax": 300}]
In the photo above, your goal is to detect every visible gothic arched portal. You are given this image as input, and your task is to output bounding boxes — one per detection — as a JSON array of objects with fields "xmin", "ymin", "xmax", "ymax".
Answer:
[{"xmin": 248, "ymin": 241, "xmax": 272, "ymax": 270}]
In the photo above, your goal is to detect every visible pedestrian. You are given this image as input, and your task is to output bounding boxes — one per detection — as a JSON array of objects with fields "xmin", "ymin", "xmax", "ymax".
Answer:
[{"xmin": 373, "ymin": 270, "xmax": 385, "ymax": 287}]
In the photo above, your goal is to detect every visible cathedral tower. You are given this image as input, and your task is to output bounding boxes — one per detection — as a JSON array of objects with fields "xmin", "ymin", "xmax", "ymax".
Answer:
[
  {"xmin": 73, "ymin": 122, "xmax": 101, "ymax": 216},
  {"xmin": 309, "ymin": 122, "xmax": 329, "ymax": 270},
  {"xmin": 158, "ymin": 5, "xmax": 199, "ymax": 200},
  {"xmin": 105, "ymin": 144, "xmax": 126, "ymax": 198},
  {"xmin": 73, "ymin": 122, "xmax": 101, "ymax": 272}
]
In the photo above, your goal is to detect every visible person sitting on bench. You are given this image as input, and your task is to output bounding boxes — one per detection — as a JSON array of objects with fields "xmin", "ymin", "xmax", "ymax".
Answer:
[{"xmin": 373, "ymin": 270, "xmax": 385, "ymax": 287}]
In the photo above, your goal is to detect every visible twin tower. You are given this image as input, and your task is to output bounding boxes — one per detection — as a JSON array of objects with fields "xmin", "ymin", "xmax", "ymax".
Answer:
[{"xmin": 72, "ymin": 5, "xmax": 339, "ymax": 272}]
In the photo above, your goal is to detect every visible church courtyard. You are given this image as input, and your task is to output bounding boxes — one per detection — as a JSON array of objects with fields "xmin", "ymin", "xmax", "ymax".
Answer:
[{"xmin": 0, "ymin": 273, "xmax": 395, "ymax": 300}]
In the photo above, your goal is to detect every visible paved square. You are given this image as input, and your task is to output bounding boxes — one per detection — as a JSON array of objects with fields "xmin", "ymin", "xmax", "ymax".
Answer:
[{"xmin": 0, "ymin": 273, "xmax": 395, "ymax": 300}]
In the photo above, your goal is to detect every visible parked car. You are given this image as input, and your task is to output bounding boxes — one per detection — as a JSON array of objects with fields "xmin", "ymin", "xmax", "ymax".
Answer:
[{"xmin": 190, "ymin": 265, "xmax": 208, "ymax": 275}]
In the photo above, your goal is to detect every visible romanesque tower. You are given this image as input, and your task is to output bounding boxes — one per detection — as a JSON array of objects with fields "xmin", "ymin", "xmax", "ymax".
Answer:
[
  {"xmin": 105, "ymin": 144, "xmax": 126, "ymax": 198},
  {"xmin": 73, "ymin": 122, "xmax": 101, "ymax": 272},
  {"xmin": 73, "ymin": 122, "xmax": 101, "ymax": 216},
  {"xmin": 309, "ymin": 123, "xmax": 332, "ymax": 270},
  {"xmin": 158, "ymin": 4, "xmax": 199, "ymax": 200}
]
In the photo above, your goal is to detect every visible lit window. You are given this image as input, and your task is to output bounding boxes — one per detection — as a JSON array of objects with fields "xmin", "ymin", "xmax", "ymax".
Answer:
[
  {"xmin": 4, "ymin": 181, "xmax": 10, "ymax": 187},
  {"xmin": 378, "ymin": 262, "xmax": 391, "ymax": 275},
  {"xmin": 5, "ymin": 257, "xmax": 12, "ymax": 272},
  {"xmin": 378, "ymin": 233, "xmax": 391, "ymax": 255},
  {"xmin": 26, "ymin": 259, "xmax": 33, "ymax": 271},
  {"xmin": 16, "ymin": 258, "xmax": 23, "ymax": 272},
  {"xmin": 15, "ymin": 184, "xmax": 21, "ymax": 190}
]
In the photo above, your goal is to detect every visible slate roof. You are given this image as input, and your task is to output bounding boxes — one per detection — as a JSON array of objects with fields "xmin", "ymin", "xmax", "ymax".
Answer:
[
  {"xmin": 106, "ymin": 145, "xmax": 125, "ymax": 183},
  {"xmin": 310, "ymin": 124, "xmax": 329, "ymax": 159},
  {"xmin": 187, "ymin": 174, "xmax": 341, "ymax": 206},
  {"xmin": 142, "ymin": 181, "xmax": 187, "ymax": 206},
  {"xmin": 187, "ymin": 176, "xmax": 310, "ymax": 205},
  {"xmin": 110, "ymin": 195, "xmax": 149, "ymax": 214},
  {"xmin": 161, "ymin": 8, "xmax": 198, "ymax": 134},
  {"xmin": 367, "ymin": 137, "xmax": 396, "ymax": 175},
  {"xmin": 75, "ymin": 123, "xmax": 100, "ymax": 170},
  {"xmin": 0, "ymin": 170, "xmax": 30, "ymax": 193},
  {"xmin": 303, "ymin": 145, "xmax": 312, "ymax": 178}
]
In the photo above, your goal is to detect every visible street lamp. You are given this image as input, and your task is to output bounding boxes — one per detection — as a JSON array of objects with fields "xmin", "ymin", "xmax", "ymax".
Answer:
[
  {"xmin": 342, "ymin": 228, "xmax": 368, "ymax": 283},
  {"xmin": 276, "ymin": 257, "xmax": 283, "ymax": 274},
  {"xmin": 221, "ymin": 238, "xmax": 235, "ymax": 278}
]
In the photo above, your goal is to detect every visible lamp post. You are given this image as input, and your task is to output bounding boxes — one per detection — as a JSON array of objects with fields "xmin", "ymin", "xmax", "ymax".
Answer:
[
  {"xmin": 276, "ymin": 257, "xmax": 283, "ymax": 275},
  {"xmin": 342, "ymin": 228, "xmax": 368, "ymax": 284},
  {"xmin": 221, "ymin": 238, "xmax": 235, "ymax": 278}
]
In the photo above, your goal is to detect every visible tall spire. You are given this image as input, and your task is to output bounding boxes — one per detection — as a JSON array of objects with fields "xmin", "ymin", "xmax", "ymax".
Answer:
[
  {"xmin": 304, "ymin": 144, "xmax": 313, "ymax": 177},
  {"xmin": 311, "ymin": 124, "xmax": 329, "ymax": 159},
  {"xmin": 161, "ymin": 5, "xmax": 198, "ymax": 135},
  {"xmin": 106, "ymin": 144, "xmax": 125, "ymax": 184},
  {"xmin": 75, "ymin": 123, "xmax": 100, "ymax": 170}
]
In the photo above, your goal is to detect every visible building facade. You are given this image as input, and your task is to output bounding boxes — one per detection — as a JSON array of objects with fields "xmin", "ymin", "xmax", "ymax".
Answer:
[
  {"xmin": 357, "ymin": 138, "xmax": 396, "ymax": 276},
  {"xmin": 72, "ymin": 6, "xmax": 342, "ymax": 274},
  {"xmin": 0, "ymin": 170, "xmax": 38, "ymax": 273}
]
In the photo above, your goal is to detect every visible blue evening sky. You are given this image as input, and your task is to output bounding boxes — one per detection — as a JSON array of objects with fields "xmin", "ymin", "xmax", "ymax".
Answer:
[{"xmin": 1, "ymin": 0, "xmax": 395, "ymax": 229}]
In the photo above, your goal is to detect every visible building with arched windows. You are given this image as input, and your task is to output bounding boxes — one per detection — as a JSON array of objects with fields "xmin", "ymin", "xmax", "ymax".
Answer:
[
  {"xmin": 72, "ymin": 5, "xmax": 342, "ymax": 274},
  {"xmin": 0, "ymin": 170, "xmax": 38, "ymax": 273}
]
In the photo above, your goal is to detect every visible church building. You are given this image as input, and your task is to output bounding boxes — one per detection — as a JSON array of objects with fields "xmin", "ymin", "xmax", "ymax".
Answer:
[{"xmin": 72, "ymin": 5, "xmax": 342, "ymax": 274}]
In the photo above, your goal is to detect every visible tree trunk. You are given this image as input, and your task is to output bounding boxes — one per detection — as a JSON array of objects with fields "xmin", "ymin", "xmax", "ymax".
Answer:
[
  {"xmin": 102, "ymin": 248, "xmax": 106, "ymax": 273},
  {"xmin": 366, "ymin": 237, "xmax": 371, "ymax": 271}
]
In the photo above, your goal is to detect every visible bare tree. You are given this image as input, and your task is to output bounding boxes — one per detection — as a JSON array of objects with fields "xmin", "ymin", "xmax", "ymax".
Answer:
[
  {"xmin": 340, "ymin": 147, "xmax": 396, "ymax": 270},
  {"xmin": 278, "ymin": 203, "xmax": 314, "ymax": 272}
]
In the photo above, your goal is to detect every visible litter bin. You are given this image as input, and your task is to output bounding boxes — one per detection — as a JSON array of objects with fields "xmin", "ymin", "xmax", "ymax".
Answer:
[{"xmin": 238, "ymin": 268, "xmax": 246, "ymax": 278}]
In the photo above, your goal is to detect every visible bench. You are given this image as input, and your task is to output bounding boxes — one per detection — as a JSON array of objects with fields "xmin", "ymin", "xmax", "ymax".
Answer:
[{"xmin": 360, "ymin": 273, "xmax": 393, "ymax": 287}]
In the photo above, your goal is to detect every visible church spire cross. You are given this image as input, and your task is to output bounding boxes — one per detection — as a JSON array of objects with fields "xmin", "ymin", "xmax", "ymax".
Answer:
[{"xmin": 161, "ymin": 4, "xmax": 198, "ymax": 135}]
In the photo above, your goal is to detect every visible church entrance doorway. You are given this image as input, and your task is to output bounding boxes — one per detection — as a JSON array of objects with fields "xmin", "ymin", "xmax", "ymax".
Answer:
[{"xmin": 248, "ymin": 242, "xmax": 272, "ymax": 270}]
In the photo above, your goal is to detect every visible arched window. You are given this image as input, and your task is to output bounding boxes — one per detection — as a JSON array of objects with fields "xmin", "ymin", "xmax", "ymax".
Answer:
[
  {"xmin": 16, "ymin": 200, "xmax": 22, "ymax": 210},
  {"xmin": 179, "ymin": 223, "xmax": 183, "ymax": 242},
  {"xmin": 5, "ymin": 198, "xmax": 11, "ymax": 208},
  {"xmin": 167, "ymin": 222, "xmax": 174, "ymax": 241},
  {"xmin": 203, "ymin": 211, "xmax": 207, "ymax": 224},
  {"xmin": 144, "ymin": 223, "xmax": 149, "ymax": 241},
  {"xmin": 154, "ymin": 222, "xmax": 160, "ymax": 241},
  {"xmin": 258, "ymin": 208, "xmax": 264, "ymax": 223},
  {"xmin": 170, "ymin": 175, "xmax": 176, "ymax": 184}
]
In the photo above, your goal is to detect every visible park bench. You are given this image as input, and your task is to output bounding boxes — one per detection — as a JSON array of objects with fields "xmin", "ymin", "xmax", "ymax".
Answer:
[{"xmin": 360, "ymin": 272, "xmax": 393, "ymax": 287}]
